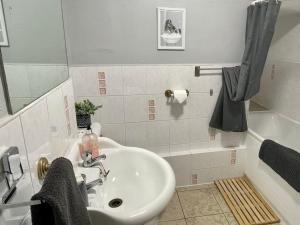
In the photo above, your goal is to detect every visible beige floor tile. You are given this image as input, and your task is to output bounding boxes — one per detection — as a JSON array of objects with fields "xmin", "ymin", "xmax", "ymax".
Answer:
[
  {"xmin": 178, "ymin": 189, "xmax": 223, "ymax": 218},
  {"xmin": 224, "ymin": 213, "xmax": 238, "ymax": 225},
  {"xmin": 159, "ymin": 192, "xmax": 184, "ymax": 221},
  {"xmin": 158, "ymin": 219, "xmax": 187, "ymax": 225},
  {"xmin": 186, "ymin": 214, "xmax": 229, "ymax": 225},
  {"xmin": 177, "ymin": 183, "xmax": 216, "ymax": 192},
  {"xmin": 211, "ymin": 187, "xmax": 231, "ymax": 213}
]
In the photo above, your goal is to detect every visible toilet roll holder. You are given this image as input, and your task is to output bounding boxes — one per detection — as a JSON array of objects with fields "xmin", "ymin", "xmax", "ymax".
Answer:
[{"xmin": 165, "ymin": 89, "xmax": 189, "ymax": 98}]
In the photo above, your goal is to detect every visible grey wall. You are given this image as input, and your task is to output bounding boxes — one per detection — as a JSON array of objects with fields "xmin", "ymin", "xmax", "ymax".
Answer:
[
  {"xmin": 0, "ymin": 76, "xmax": 7, "ymax": 118},
  {"xmin": 63, "ymin": 0, "xmax": 251, "ymax": 65},
  {"xmin": 1, "ymin": 0, "xmax": 67, "ymax": 64}
]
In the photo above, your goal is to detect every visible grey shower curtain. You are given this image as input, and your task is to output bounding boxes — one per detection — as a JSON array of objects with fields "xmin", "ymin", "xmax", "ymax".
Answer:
[{"xmin": 209, "ymin": 0, "xmax": 281, "ymax": 132}]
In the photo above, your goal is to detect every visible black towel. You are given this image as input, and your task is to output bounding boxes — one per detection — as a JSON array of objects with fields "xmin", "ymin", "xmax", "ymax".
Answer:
[
  {"xmin": 31, "ymin": 157, "xmax": 91, "ymax": 225},
  {"xmin": 259, "ymin": 139, "xmax": 300, "ymax": 192}
]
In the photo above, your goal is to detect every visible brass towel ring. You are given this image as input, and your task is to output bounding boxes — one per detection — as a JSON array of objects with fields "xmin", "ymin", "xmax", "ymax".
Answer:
[{"xmin": 37, "ymin": 157, "xmax": 50, "ymax": 181}]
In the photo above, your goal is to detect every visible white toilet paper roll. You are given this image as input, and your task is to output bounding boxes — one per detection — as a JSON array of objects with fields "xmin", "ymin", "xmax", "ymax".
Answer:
[{"xmin": 173, "ymin": 90, "xmax": 188, "ymax": 104}]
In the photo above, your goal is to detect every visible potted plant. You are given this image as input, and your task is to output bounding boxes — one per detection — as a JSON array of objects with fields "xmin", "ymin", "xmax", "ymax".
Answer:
[{"xmin": 75, "ymin": 99, "xmax": 102, "ymax": 128}]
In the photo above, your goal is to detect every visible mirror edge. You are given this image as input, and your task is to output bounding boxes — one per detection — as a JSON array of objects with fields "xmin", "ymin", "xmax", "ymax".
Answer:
[{"xmin": 0, "ymin": 48, "xmax": 12, "ymax": 115}]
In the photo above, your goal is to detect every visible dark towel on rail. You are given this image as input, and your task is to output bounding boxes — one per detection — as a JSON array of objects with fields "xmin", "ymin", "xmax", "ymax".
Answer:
[
  {"xmin": 259, "ymin": 140, "xmax": 300, "ymax": 192},
  {"xmin": 31, "ymin": 157, "xmax": 91, "ymax": 225}
]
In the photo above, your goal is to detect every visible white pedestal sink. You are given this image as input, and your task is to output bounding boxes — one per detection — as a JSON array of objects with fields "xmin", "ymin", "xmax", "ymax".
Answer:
[{"xmin": 67, "ymin": 137, "xmax": 176, "ymax": 225}]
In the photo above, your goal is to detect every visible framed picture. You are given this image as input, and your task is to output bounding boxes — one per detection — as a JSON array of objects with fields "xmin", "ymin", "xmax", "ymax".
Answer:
[
  {"xmin": 0, "ymin": 0, "xmax": 8, "ymax": 46},
  {"xmin": 157, "ymin": 7, "xmax": 186, "ymax": 50}
]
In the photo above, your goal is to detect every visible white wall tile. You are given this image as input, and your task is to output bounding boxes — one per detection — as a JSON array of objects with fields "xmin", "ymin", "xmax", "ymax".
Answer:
[
  {"xmin": 125, "ymin": 122, "xmax": 147, "ymax": 147},
  {"xmin": 190, "ymin": 75, "xmax": 222, "ymax": 94},
  {"xmin": 191, "ymin": 151, "xmax": 231, "ymax": 170},
  {"xmin": 77, "ymin": 96, "xmax": 124, "ymax": 124},
  {"xmin": 170, "ymin": 144, "xmax": 190, "ymax": 154},
  {"xmin": 190, "ymin": 75, "xmax": 211, "ymax": 93},
  {"xmin": 167, "ymin": 65, "xmax": 193, "ymax": 91},
  {"xmin": 62, "ymin": 79, "xmax": 77, "ymax": 137},
  {"xmin": 170, "ymin": 119, "xmax": 189, "ymax": 145},
  {"xmin": 71, "ymin": 67, "xmax": 99, "ymax": 96},
  {"xmin": 189, "ymin": 118, "xmax": 210, "ymax": 143},
  {"xmin": 147, "ymin": 145, "xmax": 170, "ymax": 155},
  {"xmin": 20, "ymin": 99, "xmax": 51, "ymax": 154},
  {"xmin": 146, "ymin": 121, "xmax": 170, "ymax": 147},
  {"xmin": 123, "ymin": 66, "xmax": 147, "ymax": 95},
  {"xmin": 167, "ymin": 154, "xmax": 192, "ymax": 186},
  {"xmin": 192, "ymin": 167, "xmax": 224, "ymax": 184},
  {"xmin": 146, "ymin": 66, "xmax": 169, "ymax": 94},
  {"xmin": 167, "ymin": 100, "xmax": 190, "ymax": 120},
  {"xmin": 46, "ymin": 88, "xmax": 68, "ymax": 156},
  {"xmin": 102, "ymin": 123, "xmax": 125, "ymax": 145},
  {"xmin": 124, "ymin": 95, "xmax": 147, "ymax": 122},
  {"xmin": 189, "ymin": 93, "xmax": 216, "ymax": 118},
  {"xmin": 98, "ymin": 96, "xmax": 124, "ymax": 123}
]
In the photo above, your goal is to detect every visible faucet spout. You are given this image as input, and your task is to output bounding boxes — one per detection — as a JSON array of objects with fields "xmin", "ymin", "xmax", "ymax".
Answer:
[
  {"xmin": 86, "ymin": 178, "xmax": 103, "ymax": 190},
  {"xmin": 82, "ymin": 152, "xmax": 110, "ymax": 178}
]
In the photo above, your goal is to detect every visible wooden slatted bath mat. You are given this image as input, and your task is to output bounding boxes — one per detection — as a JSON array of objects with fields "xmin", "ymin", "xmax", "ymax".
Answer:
[{"xmin": 215, "ymin": 176, "xmax": 280, "ymax": 225}]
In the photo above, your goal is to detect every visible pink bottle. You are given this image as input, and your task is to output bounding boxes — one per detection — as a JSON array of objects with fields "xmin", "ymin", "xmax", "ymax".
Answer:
[{"xmin": 80, "ymin": 125, "xmax": 100, "ymax": 159}]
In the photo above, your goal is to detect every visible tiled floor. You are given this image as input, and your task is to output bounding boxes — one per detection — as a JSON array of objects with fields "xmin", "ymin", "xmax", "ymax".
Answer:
[{"xmin": 158, "ymin": 183, "xmax": 281, "ymax": 225}]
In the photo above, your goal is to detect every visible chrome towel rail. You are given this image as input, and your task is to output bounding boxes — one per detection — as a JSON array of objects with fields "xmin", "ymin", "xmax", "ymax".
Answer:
[{"xmin": 0, "ymin": 200, "xmax": 43, "ymax": 210}]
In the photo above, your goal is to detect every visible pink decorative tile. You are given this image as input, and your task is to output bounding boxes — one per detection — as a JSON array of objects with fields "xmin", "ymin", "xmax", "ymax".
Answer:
[
  {"xmin": 67, "ymin": 123, "xmax": 72, "ymax": 136},
  {"xmin": 148, "ymin": 99, "xmax": 155, "ymax": 107},
  {"xmin": 65, "ymin": 109, "xmax": 70, "ymax": 122},
  {"xmin": 99, "ymin": 80, "xmax": 106, "ymax": 87},
  {"xmin": 231, "ymin": 150, "xmax": 236, "ymax": 165},
  {"xmin": 64, "ymin": 96, "xmax": 68, "ymax": 108},
  {"xmin": 149, "ymin": 107, "xmax": 155, "ymax": 113},
  {"xmin": 192, "ymin": 174, "xmax": 198, "ymax": 184},
  {"xmin": 98, "ymin": 72, "xmax": 106, "ymax": 80},
  {"xmin": 149, "ymin": 114, "xmax": 155, "ymax": 120},
  {"xmin": 100, "ymin": 88, "xmax": 106, "ymax": 95}
]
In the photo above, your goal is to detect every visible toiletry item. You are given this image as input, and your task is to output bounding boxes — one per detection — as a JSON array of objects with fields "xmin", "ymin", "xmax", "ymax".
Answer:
[
  {"xmin": 81, "ymin": 125, "xmax": 100, "ymax": 159},
  {"xmin": 173, "ymin": 90, "xmax": 188, "ymax": 103},
  {"xmin": 91, "ymin": 122, "xmax": 101, "ymax": 137}
]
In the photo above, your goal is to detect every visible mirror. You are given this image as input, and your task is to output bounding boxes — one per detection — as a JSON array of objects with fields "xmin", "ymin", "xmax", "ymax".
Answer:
[{"xmin": 0, "ymin": 0, "xmax": 69, "ymax": 113}]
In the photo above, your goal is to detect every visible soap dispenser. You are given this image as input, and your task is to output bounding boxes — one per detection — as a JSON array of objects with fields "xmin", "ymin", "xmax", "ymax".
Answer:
[{"xmin": 80, "ymin": 125, "xmax": 100, "ymax": 159}]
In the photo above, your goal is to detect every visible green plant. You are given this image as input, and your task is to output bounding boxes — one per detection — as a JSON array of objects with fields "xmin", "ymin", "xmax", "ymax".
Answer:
[{"xmin": 75, "ymin": 99, "xmax": 102, "ymax": 116}]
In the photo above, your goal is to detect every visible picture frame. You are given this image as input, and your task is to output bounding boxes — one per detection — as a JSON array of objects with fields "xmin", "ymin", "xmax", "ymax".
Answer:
[
  {"xmin": 157, "ymin": 7, "xmax": 186, "ymax": 50},
  {"xmin": 0, "ymin": 0, "xmax": 9, "ymax": 47}
]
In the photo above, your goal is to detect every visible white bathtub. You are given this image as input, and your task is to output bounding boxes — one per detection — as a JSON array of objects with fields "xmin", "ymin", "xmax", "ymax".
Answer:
[{"xmin": 246, "ymin": 111, "xmax": 300, "ymax": 225}]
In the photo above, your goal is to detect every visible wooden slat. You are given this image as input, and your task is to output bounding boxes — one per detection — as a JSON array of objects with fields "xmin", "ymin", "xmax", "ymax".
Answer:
[
  {"xmin": 227, "ymin": 179, "xmax": 260, "ymax": 224},
  {"xmin": 231, "ymin": 179, "xmax": 265, "ymax": 223},
  {"xmin": 244, "ymin": 176, "xmax": 280, "ymax": 222},
  {"xmin": 215, "ymin": 180, "xmax": 248, "ymax": 225},
  {"xmin": 215, "ymin": 177, "xmax": 280, "ymax": 225},
  {"xmin": 237, "ymin": 178, "xmax": 274, "ymax": 222}
]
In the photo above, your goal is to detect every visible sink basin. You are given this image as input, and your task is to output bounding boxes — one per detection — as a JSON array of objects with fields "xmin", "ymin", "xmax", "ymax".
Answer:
[{"xmin": 68, "ymin": 137, "xmax": 175, "ymax": 225}]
